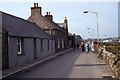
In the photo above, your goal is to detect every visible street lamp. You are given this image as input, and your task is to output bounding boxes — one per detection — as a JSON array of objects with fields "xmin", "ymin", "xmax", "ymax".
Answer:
[{"xmin": 83, "ymin": 11, "xmax": 99, "ymax": 47}]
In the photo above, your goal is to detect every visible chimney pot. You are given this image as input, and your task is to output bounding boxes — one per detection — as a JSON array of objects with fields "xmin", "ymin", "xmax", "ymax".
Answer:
[
  {"xmin": 46, "ymin": 12, "xmax": 48, "ymax": 15},
  {"xmin": 37, "ymin": 3, "xmax": 38, "ymax": 7},
  {"xmin": 34, "ymin": 3, "xmax": 35, "ymax": 7},
  {"xmin": 34, "ymin": 3, "xmax": 39, "ymax": 7},
  {"xmin": 49, "ymin": 12, "xmax": 50, "ymax": 15},
  {"xmin": 34, "ymin": 3, "xmax": 36, "ymax": 7},
  {"xmin": 65, "ymin": 17, "xmax": 67, "ymax": 20}
]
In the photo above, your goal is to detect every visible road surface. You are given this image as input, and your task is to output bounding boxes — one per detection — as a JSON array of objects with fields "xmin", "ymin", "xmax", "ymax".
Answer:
[{"xmin": 7, "ymin": 48, "xmax": 114, "ymax": 79}]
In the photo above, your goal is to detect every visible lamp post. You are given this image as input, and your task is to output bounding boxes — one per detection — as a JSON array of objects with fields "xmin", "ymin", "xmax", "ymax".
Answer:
[{"xmin": 83, "ymin": 11, "xmax": 99, "ymax": 47}]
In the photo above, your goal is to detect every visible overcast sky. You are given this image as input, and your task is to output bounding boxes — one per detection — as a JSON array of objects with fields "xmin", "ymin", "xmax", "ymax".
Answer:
[{"xmin": 0, "ymin": 1, "xmax": 119, "ymax": 39}]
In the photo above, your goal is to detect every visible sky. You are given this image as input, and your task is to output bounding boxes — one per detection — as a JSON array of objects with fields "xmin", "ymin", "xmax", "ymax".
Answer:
[{"xmin": 0, "ymin": 1, "xmax": 119, "ymax": 39}]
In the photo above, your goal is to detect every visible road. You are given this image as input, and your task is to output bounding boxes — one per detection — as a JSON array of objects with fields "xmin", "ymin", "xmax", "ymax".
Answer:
[{"xmin": 7, "ymin": 48, "xmax": 114, "ymax": 79}]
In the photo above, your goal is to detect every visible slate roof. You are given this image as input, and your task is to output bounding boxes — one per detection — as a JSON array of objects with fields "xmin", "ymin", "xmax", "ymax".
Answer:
[
  {"xmin": 75, "ymin": 35, "xmax": 82, "ymax": 40},
  {"xmin": 57, "ymin": 23, "xmax": 66, "ymax": 29},
  {"xmin": 1, "ymin": 11, "xmax": 51, "ymax": 39},
  {"xmin": 28, "ymin": 14, "xmax": 66, "ymax": 32}
]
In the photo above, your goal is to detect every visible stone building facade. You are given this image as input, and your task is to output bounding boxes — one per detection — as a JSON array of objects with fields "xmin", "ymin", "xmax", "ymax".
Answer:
[{"xmin": 28, "ymin": 3, "xmax": 68, "ymax": 52}]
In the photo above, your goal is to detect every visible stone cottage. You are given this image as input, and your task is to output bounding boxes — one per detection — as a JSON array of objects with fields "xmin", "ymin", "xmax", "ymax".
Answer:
[
  {"xmin": 28, "ymin": 3, "xmax": 68, "ymax": 52},
  {"xmin": 1, "ymin": 11, "xmax": 55, "ymax": 69}
]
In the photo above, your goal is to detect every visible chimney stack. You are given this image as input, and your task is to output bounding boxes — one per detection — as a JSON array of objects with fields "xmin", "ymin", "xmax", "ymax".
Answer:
[
  {"xmin": 31, "ymin": 3, "xmax": 42, "ymax": 15},
  {"xmin": 64, "ymin": 17, "xmax": 67, "ymax": 23},
  {"xmin": 45, "ymin": 12, "xmax": 53, "ymax": 21},
  {"xmin": 64, "ymin": 17, "xmax": 68, "ymax": 34}
]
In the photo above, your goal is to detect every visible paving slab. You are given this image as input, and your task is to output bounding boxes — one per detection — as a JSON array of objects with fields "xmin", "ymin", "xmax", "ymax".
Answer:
[{"xmin": 69, "ymin": 52, "xmax": 114, "ymax": 78}]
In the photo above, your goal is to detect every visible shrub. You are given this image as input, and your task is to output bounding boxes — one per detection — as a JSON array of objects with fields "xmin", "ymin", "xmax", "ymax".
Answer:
[{"xmin": 102, "ymin": 42, "xmax": 120, "ymax": 55}]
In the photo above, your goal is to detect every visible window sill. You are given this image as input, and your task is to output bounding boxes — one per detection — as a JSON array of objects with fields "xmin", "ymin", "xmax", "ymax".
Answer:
[{"xmin": 17, "ymin": 53, "xmax": 25, "ymax": 56}]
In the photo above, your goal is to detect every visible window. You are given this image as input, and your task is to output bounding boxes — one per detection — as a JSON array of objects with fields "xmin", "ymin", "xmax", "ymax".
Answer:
[
  {"xmin": 41, "ymin": 39, "xmax": 43, "ymax": 52},
  {"xmin": 50, "ymin": 29, "xmax": 52, "ymax": 35},
  {"xmin": 58, "ymin": 39, "xmax": 60, "ymax": 48},
  {"xmin": 51, "ymin": 40, "xmax": 53, "ymax": 50},
  {"xmin": 17, "ymin": 38, "xmax": 24, "ymax": 55},
  {"xmin": 62, "ymin": 39, "xmax": 64, "ymax": 48},
  {"xmin": 52, "ymin": 30, "xmax": 55, "ymax": 35}
]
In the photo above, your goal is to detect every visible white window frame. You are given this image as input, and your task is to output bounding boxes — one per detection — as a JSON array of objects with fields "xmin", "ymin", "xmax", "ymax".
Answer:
[
  {"xmin": 58, "ymin": 39, "xmax": 60, "ymax": 48},
  {"xmin": 62, "ymin": 39, "xmax": 64, "ymax": 48},
  {"xmin": 51, "ymin": 40, "xmax": 53, "ymax": 50},
  {"xmin": 17, "ymin": 38, "xmax": 22, "ymax": 55}
]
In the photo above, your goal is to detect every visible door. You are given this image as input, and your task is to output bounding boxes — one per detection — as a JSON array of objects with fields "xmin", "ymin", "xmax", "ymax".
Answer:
[
  {"xmin": 2, "ymin": 32, "xmax": 9, "ymax": 70},
  {"xmin": 34, "ymin": 38, "xmax": 37, "ymax": 59}
]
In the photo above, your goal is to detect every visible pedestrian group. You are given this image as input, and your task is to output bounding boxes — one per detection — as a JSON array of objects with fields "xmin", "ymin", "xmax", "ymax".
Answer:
[{"xmin": 80, "ymin": 41, "xmax": 94, "ymax": 54}]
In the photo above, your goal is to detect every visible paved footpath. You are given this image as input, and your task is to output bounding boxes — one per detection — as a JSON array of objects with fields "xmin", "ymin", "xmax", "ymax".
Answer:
[
  {"xmin": 4, "ymin": 49, "xmax": 115, "ymax": 79},
  {"xmin": 69, "ymin": 52, "xmax": 113, "ymax": 78}
]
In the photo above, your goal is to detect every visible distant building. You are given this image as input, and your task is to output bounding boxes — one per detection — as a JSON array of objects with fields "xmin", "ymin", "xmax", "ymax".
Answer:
[
  {"xmin": 111, "ymin": 37, "xmax": 119, "ymax": 43},
  {"xmin": 68, "ymin": 33, "xmax": 75, "ymax": 48},
  {"xmin": 102, "ymin": 37, "xmax": 119, "ymax": 43},
  {"xmin": 28, "ymin": 3, "xmax": 68, "ymax": 52},
  {"xmin": 103, "ymin": 39, "xmax": 112, "ymax": 43},
  {"xmin": 1, "ymin": 11, "xmax": 55, "ymax": 69},
  {"xmin": 75, "ymin": 35, "xmax": 82, "ymax": 47},
  {"xmin": 68, "ymin": 33, "xmax": 82, "ymax": 48}
]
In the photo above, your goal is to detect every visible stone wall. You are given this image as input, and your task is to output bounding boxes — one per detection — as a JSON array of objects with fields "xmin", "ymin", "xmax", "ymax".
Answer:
[{"xmin": 98, "ymin": 47, "xmax": 120, "ymax": 79}]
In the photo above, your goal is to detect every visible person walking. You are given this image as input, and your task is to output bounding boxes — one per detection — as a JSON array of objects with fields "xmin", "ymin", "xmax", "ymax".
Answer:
[
  {"xmin": 86, "ymin": 42, "xmax": 90, "ymax": 54},
  {"xmin": 91, "ymin": 41, "xmax": 94, "ymax": 52},
  {"xmin": 80, "ymin": 42, "xmax": 85, "ymax": 53}
]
